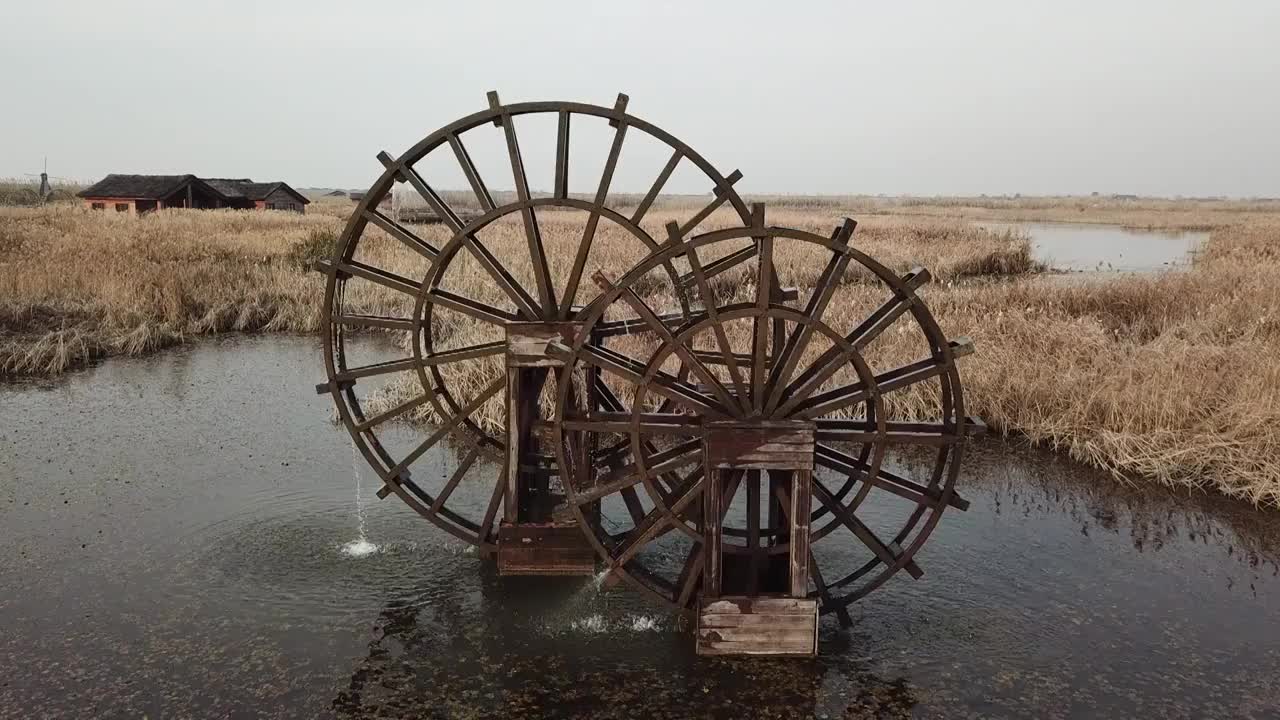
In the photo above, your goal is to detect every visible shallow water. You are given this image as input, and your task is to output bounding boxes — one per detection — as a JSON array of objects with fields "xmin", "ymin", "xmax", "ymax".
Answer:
[
  {"xmin": 982, "ymin": 222, "xmax": 1207, "ymax": 272},
  {"xmin": 2, "ymin": 336, "xmax": 1278, "ymax": 718}
]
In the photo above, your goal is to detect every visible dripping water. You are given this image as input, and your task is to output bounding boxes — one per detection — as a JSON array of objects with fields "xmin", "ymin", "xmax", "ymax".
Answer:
[{"xmin": 340, "ymin": 438, "xmax": 378, "ymax": 557}]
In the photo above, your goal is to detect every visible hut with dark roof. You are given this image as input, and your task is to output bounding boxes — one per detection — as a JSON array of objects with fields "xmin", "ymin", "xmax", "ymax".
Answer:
[
  {"xmin": 203, "ymin": 179, "xmax": 310, "ymax": 212},
  {"xmin": 78, "ymin": 174, "xmax": 310, "ymax": 214}
]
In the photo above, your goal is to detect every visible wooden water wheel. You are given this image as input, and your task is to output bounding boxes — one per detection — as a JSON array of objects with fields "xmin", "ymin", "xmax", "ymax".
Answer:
[
  {"xmin": 314, "ymin": 92, "xmax": 752, "ymax": 566},
  {"xmin": 549, "ymin": 205, "xmax": 982, "ymax": 653}
]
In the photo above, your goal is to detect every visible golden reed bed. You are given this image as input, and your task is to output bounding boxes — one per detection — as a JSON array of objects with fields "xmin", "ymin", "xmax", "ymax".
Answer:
[{"xmin": 1, "ymin": 197, "xmax": 1276, "ymax": 506}]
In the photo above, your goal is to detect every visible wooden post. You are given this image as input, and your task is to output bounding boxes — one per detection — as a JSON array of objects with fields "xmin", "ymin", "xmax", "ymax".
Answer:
[
  {"xmin": 495, "ymin": 322, "xmax": 596, "ymax": 576},
  {"xmin": 789, "ymin": 470, "xmax": 812, "ymax": 597},
  {"xmin": 702, "ymin": 466, "xmax": 724, "ymax": 599}
]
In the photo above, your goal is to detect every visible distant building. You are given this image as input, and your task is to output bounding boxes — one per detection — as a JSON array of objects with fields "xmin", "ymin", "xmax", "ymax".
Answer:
[
  {"xmin": 350, "ymin": 191, "xmax": 393, "ymax": 209},
  {"xmin": 78, "ymin": 174, "xmax": 310, "ymax": 214},
  {"xmin": 203, "ymin": 179, "xmax": 310, "ymax": 212}
]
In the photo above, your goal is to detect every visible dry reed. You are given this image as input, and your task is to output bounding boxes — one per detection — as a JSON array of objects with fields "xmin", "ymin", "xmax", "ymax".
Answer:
[{"xmin": 2, "ymin": 198, "xmax": 1277, "ymax": 506}]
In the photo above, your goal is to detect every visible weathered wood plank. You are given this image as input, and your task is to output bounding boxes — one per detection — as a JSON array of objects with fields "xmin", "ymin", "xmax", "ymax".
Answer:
[
  {"xmin": 505, "ymin": 322, "xmax": 583, "ymax": 367},
  {"xmin": 496, "ymin": 522, "xmax": 596, "ymax": 576},
  {"xmin": 696, "ymin": 596, "xmax": 818, "ymax": 657},
  {"xmin": 704, "ymin": 421, "xmax": 815, "ymax": 471}
]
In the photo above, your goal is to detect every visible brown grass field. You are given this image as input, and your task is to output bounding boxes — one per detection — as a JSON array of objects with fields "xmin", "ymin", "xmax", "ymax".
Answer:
[{"xmin": 1, "ymin": 187, "xmax": 1277, "ymax": 507}]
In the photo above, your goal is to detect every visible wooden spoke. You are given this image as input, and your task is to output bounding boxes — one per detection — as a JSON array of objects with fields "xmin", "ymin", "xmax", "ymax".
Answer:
[
  {"xmin": 777, "ymin": 267, "xmax": 931, "ymax": 415},
  {"xmin": 679, "ymin": 169, "xmax": 743, "ymax": 235},
  {"xmin": 335, "ymin": 357, "xmax": 420, "ymax": 382},
  {"xmin": 488, "ymin": 91, "xmax": 556, "ymax": 316},
  {"xmin": 810, "ymin": 479, "xmax": 924, "ymax": 579},
  {"xmin": 589, "ymin": 376, "xmax": 694, "ymax": 493},
  {"xmin": 630, "ymin": 149, "xmax": 682, "ymax": 227},
  {"xmin": 429, "ymin": 447, "xmax": 481, "ymax": 515},
  {"xmin": 813, "ymin": 418, "xmax": 975, "ymax": 446},
  {"xmin": 592, "ymin": 308, "xmax": 707, "ymax": 338},
  {"xmin": 355, "ymin": 393, "xmax": 432, "ymax": 433},
  {"xmin": 427, "ymin": 289, "xmax": 519, "ymax": 325},
  {"xmin": 457, "ymin": 234, "xmax": 542, "ymax": 319},
  {"xmin": 554, "ymin": 110, "xmax": 570, "ymax": 199},
  {"xmin": 667, "ymin": 223, "xmax": 751, "ymax": 415},
  {"xmin": 386, "ymin": 376, "xmax": 505, "ymax": 481},
  {"xmin": 318, "ymin": 258, "xmax": 419, "ymax": 297},
  {"xmin": 378, "ymin": 151, "xmax": 540, "ymax": 317},
  {"xmin": 814, "ymin": 443, "xmax": 962, "ymax": 509},
  {"xmin": 478, "ymin": 460, "xmax": 507, "ymax": 546},
  {"xmin": 572, "ymin": 438, "xmax": 702, "ymax": 506},
  {"xmin": 362, "ymin": 208, "xmax": 441, "ymax": 261},
  {"xmin": 750, "ymin": 205, "xmax": 772, "ymax": 415},
  {"xmin": 808, "ymin": 549, "xmax": 852, "ymax": 627},
  {"xmin": 813, "ymin": 443, "xmax": 969, "ymax": 512},
  {"xmin": 561, "ymin": 412, "xmax": 701, "ymax": 435},
  {"xmin": 676, "ymin": 244, "xmax": 756, "ymax": 291},
  {"xmin": 379, "ymin": 152, "xmax": 466, "ymax": 231},
  {"xmin": 421, "ymin": 340, "xmax": 507, "ymax": 366},
  {"xmin": 612, "ymin": 479, "xmax": 703, "ymax": 568},
  {"xmin": 675, "ymin": 544, "xmax": 706, "ymax": 607},
  {"xmin": 595, "ymin": 270, "xmax": 742, "ymax": 417},
  {"xmin": 559, "ymin": 94, "xmax": 630, "ymax": 319},
  {"xmin": 763, "ymin": 220, "xmax": 856, "ymax": 414},
  {"xmin": 333, "ymin": 313, "xmax": 416, "ymax": 332},
  {"xmin": 576, "ymin": 344, "xmax": 728, "ymax": 419},
  {"xmin": 446, "ymin": 132, "xmax": 495, "ymax": 212},
  {"xmin": 619, "ymin": 487, "xmax": 648, "ymax": 525},
  {"xmin": 792, "ymin": 339, "xmax": 973, "ymax": 419}
]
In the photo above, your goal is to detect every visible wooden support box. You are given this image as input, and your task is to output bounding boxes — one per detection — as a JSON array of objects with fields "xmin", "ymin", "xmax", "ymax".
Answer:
[
  {"xmin": 696, "ymin": 597, "xmax": 819, "ymax": 657},
  {"xmin": 496, "ymin": 522, "xmax": 597, "ymax": 576}
]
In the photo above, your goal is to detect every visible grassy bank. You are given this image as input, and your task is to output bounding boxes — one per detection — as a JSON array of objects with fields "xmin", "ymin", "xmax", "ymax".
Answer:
[{"xmin": 1, "ymin": 199, "xmax": 1277, "ymax": 506}]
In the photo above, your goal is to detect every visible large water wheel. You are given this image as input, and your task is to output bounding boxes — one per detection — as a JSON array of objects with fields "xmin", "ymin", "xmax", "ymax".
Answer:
[
  {"xmin": 314, "ymin": 93, "xmax": 981, "ymax": 657},
  {"xmin": 548, "ymin": 206, "xmax": 982, "ymax": 654},
  {"xmin": 315, "ymin": 92, "xmax": 751, "ymax": 569}
]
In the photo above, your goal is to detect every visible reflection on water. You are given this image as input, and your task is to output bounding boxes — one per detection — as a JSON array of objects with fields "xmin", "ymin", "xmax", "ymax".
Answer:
[
  {"xmin": 1, "ymin": 336, "xmax": 1278, "ymax": 718},
  {"xmin": 981, "ymin": 221, "xmax": 1207, "ymax": 273}
]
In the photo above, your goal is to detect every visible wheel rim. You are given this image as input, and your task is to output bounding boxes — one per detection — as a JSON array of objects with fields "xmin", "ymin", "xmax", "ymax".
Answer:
[
  {"xmin": 552, "ymin": 209, "xmax": 974, "ymax": 614},
  {"xmin": 318, "ymin": 93, "xmax": 753, "ymax": 549}
]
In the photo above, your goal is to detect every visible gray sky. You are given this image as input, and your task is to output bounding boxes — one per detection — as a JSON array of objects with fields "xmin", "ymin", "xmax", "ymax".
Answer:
[{"xmin": 4, "ymin": 1, "xmax": 1277, "ymax": 197}]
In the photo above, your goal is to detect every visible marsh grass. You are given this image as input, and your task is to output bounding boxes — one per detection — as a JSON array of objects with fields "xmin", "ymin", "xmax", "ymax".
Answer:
[{"xmin": 1, "ymin": 199, "xmax": 1277, "ymax": 505}]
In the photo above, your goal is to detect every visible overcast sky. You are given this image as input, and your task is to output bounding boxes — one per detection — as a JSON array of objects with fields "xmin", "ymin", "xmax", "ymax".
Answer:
[{"xmin": 4, "ymin": 2, "xmax": 1277, "ymax": 197}]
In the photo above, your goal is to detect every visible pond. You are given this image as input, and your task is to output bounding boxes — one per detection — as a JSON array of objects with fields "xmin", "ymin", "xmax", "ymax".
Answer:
[
  {"xmin": 981, "ymin": 222, "xmax": 1208, "ymax": 273},
  {"xmin": 2, "ymin": 336, "xmax": 1278, "ymax": 718}
]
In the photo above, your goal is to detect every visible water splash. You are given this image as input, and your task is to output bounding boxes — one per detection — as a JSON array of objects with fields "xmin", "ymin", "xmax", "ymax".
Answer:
[
  {"xmin": 570, "ymin": 614, "xmax": 607, "ymax": 633},
  {"xmin": 340, "ymin": 438, "xmax": 378, "ymax": 557},
  {"xmin": 628, "ymin": 615, "xmax": 660, "ymax": 632},
  {"xmin": 591, "ymin": 568, "xmax": 612, "ymax": 590}
]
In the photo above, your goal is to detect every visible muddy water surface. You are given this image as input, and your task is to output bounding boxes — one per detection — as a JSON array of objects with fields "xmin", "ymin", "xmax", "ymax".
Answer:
[{"xmin": 2, "ymin": 336, "xmax": 1278, "ymax": 718}]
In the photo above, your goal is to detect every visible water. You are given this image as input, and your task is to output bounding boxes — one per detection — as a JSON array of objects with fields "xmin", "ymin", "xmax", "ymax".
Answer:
[
  {"xmin": 2, "ymin": 335, "xmax": 1278, "ymax": 718},
  {"xmin": 339, "ymin": 439, "xmax": 378, "ymax": 558},
  {"xmin": 982, "ymin": 221, "xmax": 1208, "ymax": 273}
]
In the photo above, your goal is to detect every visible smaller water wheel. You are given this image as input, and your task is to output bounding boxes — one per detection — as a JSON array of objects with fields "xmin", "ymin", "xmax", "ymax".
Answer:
[
  {"xmin": 314, "ymin": 92, "xmax": 751, "ymax": 573},
  {"xmin": 550, "ymin": 206, "xmax": 983, "ymax": 655}
]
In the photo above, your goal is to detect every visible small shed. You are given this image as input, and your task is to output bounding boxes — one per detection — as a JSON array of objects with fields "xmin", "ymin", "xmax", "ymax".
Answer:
[
  {"xmin": 79, "ymin": 174, "xmax": 311, "ymax": 214},
  {"xmin": 204, "ymin": 179, "xmax": 310, "ymax": 212},
  {"xmin": 77, "ymin": 175, "xmax": 226, "ymax": 214}
]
